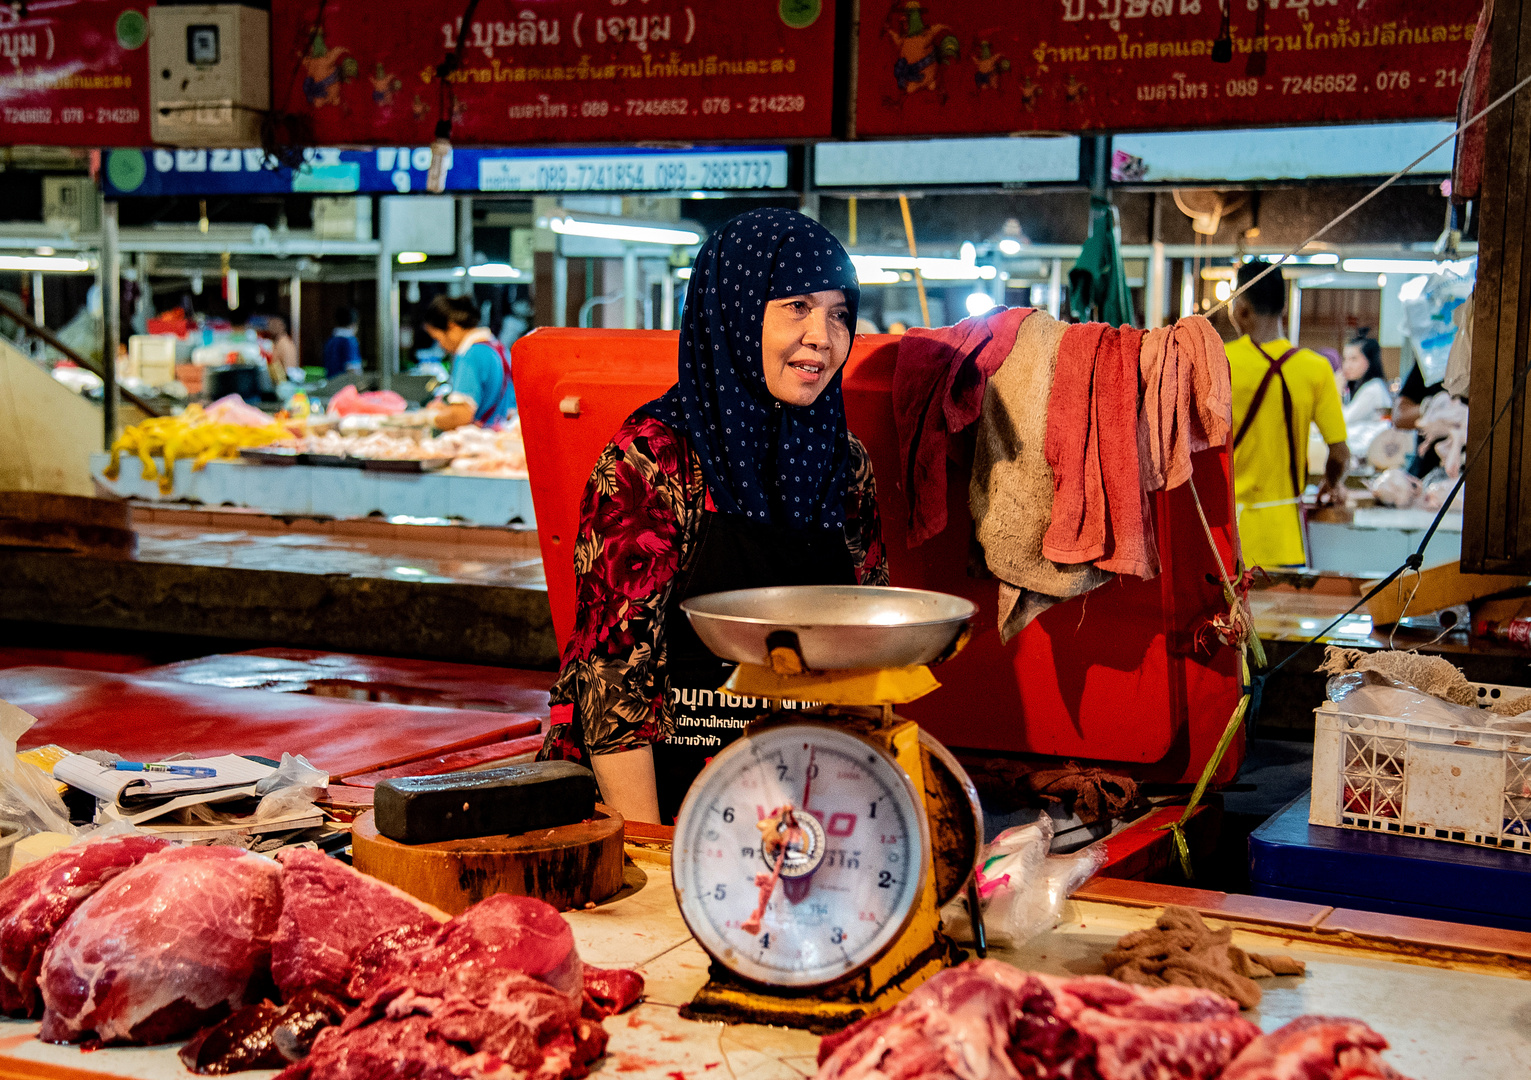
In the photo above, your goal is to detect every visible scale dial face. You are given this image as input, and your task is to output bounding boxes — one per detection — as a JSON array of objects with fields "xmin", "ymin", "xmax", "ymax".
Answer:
[{"xmin": 672, "ymin": 722, "xmax": 929, "ymax": 988}]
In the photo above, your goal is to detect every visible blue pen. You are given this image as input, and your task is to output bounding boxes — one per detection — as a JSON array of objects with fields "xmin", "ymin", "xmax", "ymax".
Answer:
[{"xmin": 113, "ymin": 762, "xmax": 218, "ymax": 779}]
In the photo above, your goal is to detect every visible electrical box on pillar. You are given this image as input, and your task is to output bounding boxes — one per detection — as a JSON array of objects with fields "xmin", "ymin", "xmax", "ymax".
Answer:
[{"xmin": 148, "ymin": 4, "xmax": 270, "ymax": 147}]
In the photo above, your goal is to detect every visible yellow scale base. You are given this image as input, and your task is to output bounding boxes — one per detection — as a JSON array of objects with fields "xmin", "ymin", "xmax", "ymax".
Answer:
[{"xmin": 682, "ymin": 672, "xmax": 962, "ymax": 1031}]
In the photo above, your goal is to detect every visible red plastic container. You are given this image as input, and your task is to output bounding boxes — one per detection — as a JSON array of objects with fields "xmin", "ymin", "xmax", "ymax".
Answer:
[{"xmin": 513, "ymin": 328, "xmax": 1243, "ymax": 786}]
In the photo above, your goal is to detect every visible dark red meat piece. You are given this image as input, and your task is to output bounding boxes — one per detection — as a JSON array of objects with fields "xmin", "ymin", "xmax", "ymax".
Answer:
[
  {"xmin": 271, "ymin": 848, "xmax": 444, "ymax": 998},
  {"xmin": 582, "ymin": 965, "xmax": 644, "ymax": 1018},
  {"xmin": 0, "ymin": 835, "xmax": 169, "ymax": 1017},
  {"xmin": 178, "ymin": 988, "xmax": 347, "ymax": 1074},
  {"xmin": 345, "ymin": 922, "xmax": 440, "ymax": 1002},
  {"xmin": 38, "ymin": 846, "xmax": 282, "ymax": 1045},
  {"xmin": 1221, "ymin": 1016, "xmax": 1414, "ymax": 1080}
]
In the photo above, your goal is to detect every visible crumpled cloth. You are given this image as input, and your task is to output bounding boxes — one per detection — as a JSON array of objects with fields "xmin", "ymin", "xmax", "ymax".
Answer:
[
  {"xmin": 1318, "ymin": 646, "xmax": 1478, "ymax": 707},
  {"xmin": 1103, "ymin": 905, "xmax": 1306, "ymax": 1010},
  {"xmin": 1137, "ymin": 315, "xmax": 1233, "ymax": 492},
  {"xmin": 970, "ymin": 309, "xmax": 1110, "ymax": 637},
  {"xmin": 962, "ymin": 758, "xmax": 1137, "ymax": 826},
  {"xmin": 1026, "ymin": 762, "xmax": 1138, "ymax": 826},
  {"xmin": 1043, "ymin": 323, "xmax": 1156, "ymax": 578},
  {"xmin": 893, "ymin": 307, "xmax": 1033, "ymax": 547}
]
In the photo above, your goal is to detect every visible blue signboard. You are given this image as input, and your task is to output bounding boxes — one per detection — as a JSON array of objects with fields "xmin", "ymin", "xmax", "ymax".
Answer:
[{"xmin": 103, "ymin": 145, "xmax": 791, "ymax": 197}]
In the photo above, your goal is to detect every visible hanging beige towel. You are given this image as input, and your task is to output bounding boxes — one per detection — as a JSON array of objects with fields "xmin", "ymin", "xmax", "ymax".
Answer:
[{"xmin": 971, "ymin": 309, "xmax": 1110, "ymax": 640}]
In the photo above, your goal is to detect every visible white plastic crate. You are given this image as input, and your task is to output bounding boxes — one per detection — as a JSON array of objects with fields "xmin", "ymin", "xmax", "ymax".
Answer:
[{"xmin": 1311, "ymin": 681, "xmax": 1531, "ymax": 854}]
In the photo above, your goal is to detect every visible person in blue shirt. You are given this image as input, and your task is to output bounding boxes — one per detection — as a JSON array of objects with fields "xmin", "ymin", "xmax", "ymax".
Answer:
[
  {"xmin": 421, "ymin": 295, "xmax": 515, "ymax": 429},
  {"xmin": 322, "ymin": 306, "xmax": 364, "ymax": 378}
]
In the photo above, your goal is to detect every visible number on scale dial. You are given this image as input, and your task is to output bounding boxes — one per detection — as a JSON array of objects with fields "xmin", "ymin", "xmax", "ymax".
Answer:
[{"xmin": 672, "ymin": 723, "xmax": 928, "ymax": 987}]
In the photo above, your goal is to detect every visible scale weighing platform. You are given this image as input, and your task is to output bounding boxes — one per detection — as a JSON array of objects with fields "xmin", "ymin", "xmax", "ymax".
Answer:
[{"xmin": 1249, "ymin": 792, "xmax": 1531, "ymax": 932}]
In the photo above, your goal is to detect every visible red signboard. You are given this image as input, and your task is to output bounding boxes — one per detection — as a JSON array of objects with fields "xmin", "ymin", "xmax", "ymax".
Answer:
[
  {"xmin": 0, "ymin": 0, "xmax": 151, "ymax": 146},
  {"xmin": 271, "ymin": 0, "xmax": 837, "ymax": 146},
  {"xmin": 855, "ymin": 0, "xmax": 1481, "ymax": 137}
]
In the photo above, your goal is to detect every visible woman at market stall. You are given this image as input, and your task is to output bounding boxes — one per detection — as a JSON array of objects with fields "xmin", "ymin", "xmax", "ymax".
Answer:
[
  {"xmin": 422, "ymin": 295, "xmax": 515, "ymax": 430},
  {"xmin": 539, "ymin": 208, "xmax": 887, "ymax": 825},
  {"xmin": 1340, "ymin": 330, "xmax": 1392, "ymax": 426}
]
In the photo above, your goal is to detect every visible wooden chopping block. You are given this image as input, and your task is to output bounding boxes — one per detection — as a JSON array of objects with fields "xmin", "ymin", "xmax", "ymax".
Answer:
[{"xmin": 351, "ymin": 805, "xmax": 625, "ymax": 915}]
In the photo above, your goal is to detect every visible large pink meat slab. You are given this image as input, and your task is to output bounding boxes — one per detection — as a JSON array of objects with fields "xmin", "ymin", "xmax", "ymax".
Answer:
[
  {"xmin": 0, "ymin": 666, "xmax": 539, "ymax": 778},
  {"xmin": 38, "ymin": 846, "xmax": 282, "ymax": 1045},
  {"xmin": 279, "ymin": 972, "xmax": 606, "ymax": 1080},
  {"xmin": 0, "ymin": 835, "xmax": 170, "ymax": 1017},
  {"xmin": 817, "ymin": 963, "xmax": 1259, "ymax": 1080},
  {"xmin": 1221, "ymin": 1016, "xmax": 1414, "ymax": 1080},
  {"xmin": 284, "ymin": 896, "xmax": 616, "ymax": 1080},
  {"xmin": 348, "ymin": 893, "xmax": 583, "ymax": 1003},
  {"xmin": 272, "ymin": 848, "xmax": 446, "ymax": 999}
]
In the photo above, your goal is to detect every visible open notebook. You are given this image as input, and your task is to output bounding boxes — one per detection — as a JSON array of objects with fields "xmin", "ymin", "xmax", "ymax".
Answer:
[{"xmin": 51, "ymin": 754, "xmax": 277, "ymax": 811}]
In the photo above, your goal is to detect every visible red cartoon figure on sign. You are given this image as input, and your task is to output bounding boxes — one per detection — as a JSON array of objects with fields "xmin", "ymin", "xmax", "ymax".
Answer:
[{"xmin": 884, "ymin": 1, "xmax": 959, "ymax": 101}]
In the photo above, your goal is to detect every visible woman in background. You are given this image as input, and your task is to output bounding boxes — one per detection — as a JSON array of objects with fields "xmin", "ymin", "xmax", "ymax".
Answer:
[{"xmin": 1340, "ymin": 331, "xmax": 1391, "ymax": 426}]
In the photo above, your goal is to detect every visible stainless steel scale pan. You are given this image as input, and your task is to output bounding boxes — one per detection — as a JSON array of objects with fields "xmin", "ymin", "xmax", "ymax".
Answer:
[{"xmin": 680, "ymin": 585, "xmax": 977, "ymax": 671}]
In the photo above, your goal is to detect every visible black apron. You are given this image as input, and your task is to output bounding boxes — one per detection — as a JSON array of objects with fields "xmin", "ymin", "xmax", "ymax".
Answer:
[{"xmin": 654, "ymin": 511, "xmax": 855, "ymax": 825}]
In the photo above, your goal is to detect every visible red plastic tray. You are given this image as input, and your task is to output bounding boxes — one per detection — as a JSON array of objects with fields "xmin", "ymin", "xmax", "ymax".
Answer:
[
  {"xmin": 512, "ymin": 329, "xmax": 1243, "ymax": 786},
  {"xmin": 139, "ymin": 648, "xmax": 555, "ymax": 715},
  {"xmin": 0, "ymin": 667, "xmax": 541, "ymax": 779}
]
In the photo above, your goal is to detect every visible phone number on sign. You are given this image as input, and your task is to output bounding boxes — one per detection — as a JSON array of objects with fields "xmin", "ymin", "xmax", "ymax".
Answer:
[{"xmin": 526, "ymin": 159, "xmax": 779, "ymax": 192}]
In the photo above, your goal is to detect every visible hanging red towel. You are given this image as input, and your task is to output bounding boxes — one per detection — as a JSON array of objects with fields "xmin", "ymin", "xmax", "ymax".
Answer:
[
  {"xmin": 893, "ymin": 307, "xmax": 1033, "ymax": 547},
  {"xmin": 1137, "ymin": 314, "xmax": 1232, "ymax": 493},
  {"xmin": 1043, "ymin": 323, "xmax": 1157, "ymax": 579}
]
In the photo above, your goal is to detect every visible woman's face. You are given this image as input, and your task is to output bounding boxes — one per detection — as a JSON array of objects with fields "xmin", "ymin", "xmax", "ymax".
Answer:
[
  {"xmin": 425, "ymin": 323, "xmax": 467, "ymax": 353},
  {"xmin": 1341, "ymin": 344, "xmax": 1369, "ymax": 381},
  {"xmin": 760, "ymin": 290, "xmax": 853, "ymax": 407}
]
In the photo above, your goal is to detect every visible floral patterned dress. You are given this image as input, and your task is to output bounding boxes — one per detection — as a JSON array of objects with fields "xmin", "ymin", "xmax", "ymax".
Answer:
[{"xmin": 540, "ymin": 413, "xmax": 888, "ymax": 764}]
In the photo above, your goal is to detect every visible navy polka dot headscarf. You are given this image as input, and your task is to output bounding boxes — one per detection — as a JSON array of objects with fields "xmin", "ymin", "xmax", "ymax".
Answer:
[{"xmin": 642, "ymin": 208, "xmax": 860, "ymax": 530}]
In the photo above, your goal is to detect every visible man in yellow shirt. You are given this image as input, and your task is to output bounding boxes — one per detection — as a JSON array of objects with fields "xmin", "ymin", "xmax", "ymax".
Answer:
[{"xmin": 1227, "ymin": 260, "xmax": 1349, "ymax": 567}]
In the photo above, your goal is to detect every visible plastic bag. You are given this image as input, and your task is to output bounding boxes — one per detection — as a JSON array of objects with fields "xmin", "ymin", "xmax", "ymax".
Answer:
[
  {"xmin": 253, "ymin": 753, "xmax": 329, "ymax": 823},
  {"xmin": 0, "ymin": 700, "xmax": 75, "ymax": 836},
  {"xmin": 941, "ymin": 817, "xmax": 1106, "ymax": 948},
  {"xmin": 1326, "ymin": 672, "xmax": 1485, "ymax": 728},
  {"xmin": 1368, "ymin": 468, "xmax": 1421, "ymax": 508},
  {"xmin": 1402, "ymin": 262, "xmax": 1475, "ymax": 387}
]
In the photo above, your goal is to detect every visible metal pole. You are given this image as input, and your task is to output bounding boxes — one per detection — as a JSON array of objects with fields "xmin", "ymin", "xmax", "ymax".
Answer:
[
  {"xmin": 1147, "ymin": 194, "xmax": 1167, "ymax": 330},
  {"xmin": 101, "ymin": 198, "xmax": 120, "ymax": 447},
  {"xmin": 552, "ymin": 255, "xmax": 568, "ymax": 327},
  {"xmin": 376, "ymin": 243, "xmax": 394, "ymax": 389},
  {"xmin": 661, "ymin": 264, "xmax": 675, "ymax": 331},
  {"xmin": 457, "ymin": 195, "xmax": 474, "ymax": 292},
  {"xmin": 1288, "ymin": 278, "xmax": 1302, "ymax": 345},
  {"xmin": 1180, "ymin": 259, "xmax": 1196, "ymax": 318},
  {"xmin": 289, "ymin": 274, "xmax": 302, "ymax": 365},
  {"xmin": 1048, "ymin": 258, "xmax": 1063, "ymax": 320},
  {"xmin": 622, "ymin": 249, "xmax": 638, "ymax": 329},
  {"xmin": 30, "ymin": 272, "xmax": 43, "ymax": 327}
]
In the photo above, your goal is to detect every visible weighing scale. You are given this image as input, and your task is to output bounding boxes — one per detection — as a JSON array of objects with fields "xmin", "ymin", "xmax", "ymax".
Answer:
[{"xmin": 670, "ymin": 586, "xmax": 985, "ymax": 1031}]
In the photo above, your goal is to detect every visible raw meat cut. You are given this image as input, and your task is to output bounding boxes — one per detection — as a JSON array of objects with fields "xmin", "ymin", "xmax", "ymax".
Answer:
[
  {"xmin": 349, "ymin": 893, "xmax": 584, "ymax": 1003},
  {"xmin": 0, "ymin": 835, "xmax": 169, "ymax": 1017},
  {"xmin": 277, "ymin": 972, "xmax": 607, "ymax": 1080},
  {"xmin": 345, "ymin": 922, "xmax": 440, "ymax": 1001},
  {"xmin": 583, "ymin": 965, "xmax": 645, "ymax": 1018},
  {"xmin": 179, "ymin": 988, "xmax": 347, "ymax": 1074},
  {"xmin": 278, "ymin": 897, "xmax": 625, "ymax": 1080},
  {"xmin": 816, "ymin": 960, "xmax": 1091, "ymax": 1080},
  {"xmin": 271, "ymin": 848, "xmax": 445, "ymax": 998},
  {"xmin": 1221, "ymin": 1016, "xmax": 1414, "ymax": 1080},
  {"xmin": 1071, "ymin": 1009, "xmax": 1259, "ymax": 1080},
  {"xmin": 38, "ymin": 846, "xmax": 282, "ymax": 1045},
  {"xmin": 816, "ymin": 963, "xmax": 1257, "ymax": 1080}
]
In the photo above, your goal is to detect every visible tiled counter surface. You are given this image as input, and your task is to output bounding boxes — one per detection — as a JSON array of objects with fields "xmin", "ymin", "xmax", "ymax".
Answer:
[{"xmin": 3, "ymin": 851, "xmax": 1530, "ymax": 1079}]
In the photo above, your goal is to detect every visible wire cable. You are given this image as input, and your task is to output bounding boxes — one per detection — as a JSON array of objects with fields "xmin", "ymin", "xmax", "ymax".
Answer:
[{"xmin": 1208, "ymin": 68, "xmax": 1531, "ymax": 320}]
